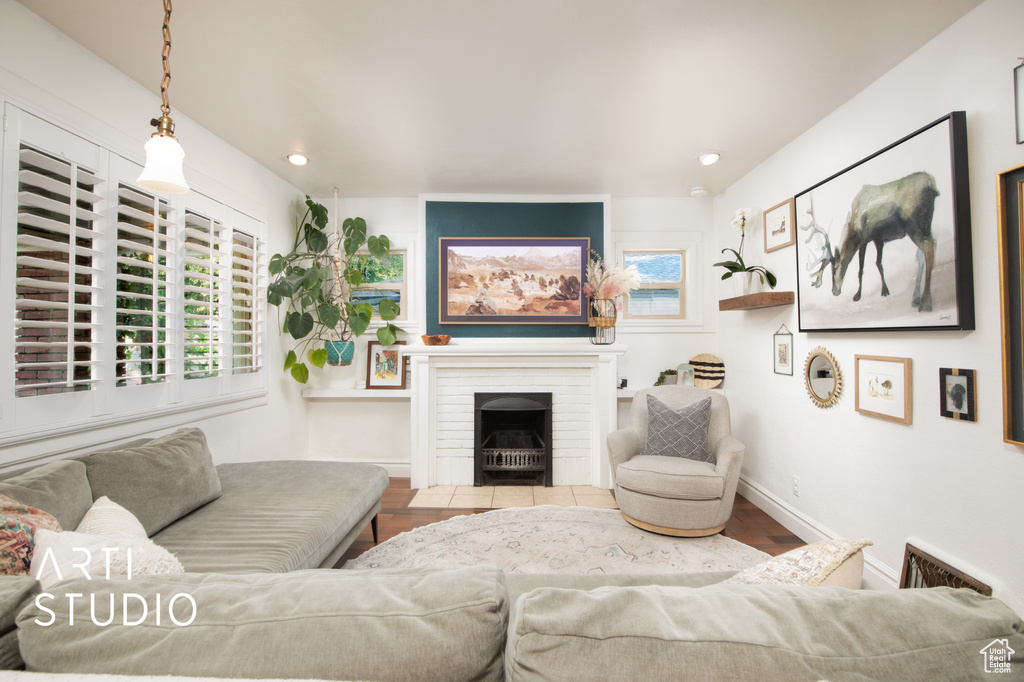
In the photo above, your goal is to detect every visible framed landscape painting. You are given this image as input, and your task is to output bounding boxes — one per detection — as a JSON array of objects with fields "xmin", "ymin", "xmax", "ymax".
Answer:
[
  {"xmin": 764, "ymin": 198, "xmax": 796, "ymax": 253},
  {"xmin": 795, "ymin": 112, "xmax": 974, "ymax": 332},
  {"xmin": 439, "ymin": 237, "xmax": 589, "ymax": 325}
]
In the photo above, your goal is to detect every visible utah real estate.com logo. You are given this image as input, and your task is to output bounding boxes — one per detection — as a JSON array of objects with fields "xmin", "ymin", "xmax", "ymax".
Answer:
[{"xmin": 980, "ymin": 639, "xmax": 1015, "ymax": 675}]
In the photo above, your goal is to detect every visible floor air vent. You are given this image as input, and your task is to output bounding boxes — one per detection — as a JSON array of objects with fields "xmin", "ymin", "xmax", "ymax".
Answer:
[{"xmin": 899, "ymin": 543, "xmax": 991, "ymax": 596}]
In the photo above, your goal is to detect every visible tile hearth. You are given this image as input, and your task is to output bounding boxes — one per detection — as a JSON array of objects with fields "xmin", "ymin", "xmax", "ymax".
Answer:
[{"xmin": 409, "ymin": 485, "xmax": 618, "ymax": 510}]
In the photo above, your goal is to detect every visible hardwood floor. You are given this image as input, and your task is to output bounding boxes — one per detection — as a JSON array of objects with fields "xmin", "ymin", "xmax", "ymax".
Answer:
[{"xmin": 337, "ymin": 477, "xmax": 803, "ymax": 566}]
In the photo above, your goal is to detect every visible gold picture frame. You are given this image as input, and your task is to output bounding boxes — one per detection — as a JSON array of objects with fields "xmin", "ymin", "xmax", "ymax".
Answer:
[
  {"xmin": 854, "ymin": 355, "xmax": 912, "ymax": 424},
  {"xmin": 997, "ymin": 162, "xmax": 1024, "ymax": 444},
  {"xmin": 763, "ymin": 198, "xmax": 796, "ymax": 253}
]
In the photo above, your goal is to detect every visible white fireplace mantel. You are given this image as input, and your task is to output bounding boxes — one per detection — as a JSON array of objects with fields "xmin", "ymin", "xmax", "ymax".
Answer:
[{"xmin": 406, "ymin": 340, "xmax": 626, "ymax": 489}]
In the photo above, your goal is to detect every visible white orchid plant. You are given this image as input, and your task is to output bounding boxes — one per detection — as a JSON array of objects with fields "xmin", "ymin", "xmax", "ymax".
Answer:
[{"xmin": 713, "ymin": 208, "xmax": 778, "ymax": 288}]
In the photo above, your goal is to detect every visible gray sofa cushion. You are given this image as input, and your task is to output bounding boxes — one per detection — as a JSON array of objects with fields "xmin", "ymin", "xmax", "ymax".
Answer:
[
  {"xmin": 18, "ymin": 566, "xmax": 508, "ymax": 682},
  {"xmin": 505, "ymin": 571, "xmax": 736, "ymax": 606},
  {"xmin": 0, "ymin": 576, "xmax": 38, "ymax": 670},
  {"xmin": 78, "ymin": 428, "xmax": 222, "ymax": 536},
  {"xmin": 0, "ymin": 460, "xmax": 92, "ymax": 530},
  {"xmin": 506, "ymin": 584, "xmax": 1024, "ymax": 681},
  {"xmin": 152, "ymin": 461, "xmax": 389, "ymax": 573}
]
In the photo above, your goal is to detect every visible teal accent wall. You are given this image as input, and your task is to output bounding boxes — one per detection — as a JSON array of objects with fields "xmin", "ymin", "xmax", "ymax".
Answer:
[{"xmin": 426, "ymin": 201, "xmax": 604, "ymax": 337}]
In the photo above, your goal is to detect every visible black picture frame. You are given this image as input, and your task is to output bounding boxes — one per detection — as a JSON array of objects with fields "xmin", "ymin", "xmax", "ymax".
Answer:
[
  {"xmin": 439, "ymin": 237, "xmax": 589, "ymax": 325},
  {"xmin": 939, "ymin": 367, "xmax": 976, "ymax": 422},
  {"xmin": 795, "ymin": 112, "xmax": 974, "ymax": 332},
  {"xmin": 1015, "ymin": 62, "xmax": 1024, "ymax": 145}
]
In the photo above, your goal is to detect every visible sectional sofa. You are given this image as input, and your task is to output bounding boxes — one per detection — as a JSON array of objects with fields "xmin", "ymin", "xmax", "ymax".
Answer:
[{"xmin": 1, "ymin": 428, "xmax": 1022, "ymax": 681}]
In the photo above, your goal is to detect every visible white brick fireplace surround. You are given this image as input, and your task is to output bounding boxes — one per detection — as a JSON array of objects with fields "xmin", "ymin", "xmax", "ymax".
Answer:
[{"xmin": 405, "ymin": 341, "xmax": 626, "ymax": 489}]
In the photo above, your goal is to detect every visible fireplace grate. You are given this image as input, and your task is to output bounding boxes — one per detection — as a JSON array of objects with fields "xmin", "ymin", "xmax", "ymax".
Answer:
[{"xmin": 481, "ymin": 429, "xmax": 546, "ymax": 471}]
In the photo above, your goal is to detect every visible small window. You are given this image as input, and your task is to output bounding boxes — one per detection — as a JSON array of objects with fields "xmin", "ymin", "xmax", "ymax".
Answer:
[
  {"xmin": 348, "ymin": 250, "xmax": 406, "ymax": 322},
  {"xmin": 183, "ymin": 210, "xmax": 226, "ymax": 379},
  {"xmin": 115, "ymin": 184, "xmax": 173, "ymax": 386},
  {"xmin": 231, "ymin": 229, "xmax": 261, "ymax": 374},
  {"xmin": 622, "ymin": 250, "xmax": 685, "ymax": 319}
]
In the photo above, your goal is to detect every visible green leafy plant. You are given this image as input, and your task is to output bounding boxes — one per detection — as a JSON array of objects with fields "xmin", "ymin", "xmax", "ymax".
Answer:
[
  {"xmin": 267, "ymin": 196, "xmax": 403, "ymax": 383},
  {"xmin": 654, "ymin": 368, "xmax": 678, "ymax": 386},
  {"xmin": 713, "ymin": 208, "xmax": 778, "ymax": 288}
]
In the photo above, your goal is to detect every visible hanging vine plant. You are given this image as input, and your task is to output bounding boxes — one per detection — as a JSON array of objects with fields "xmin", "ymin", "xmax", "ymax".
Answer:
[{"xmin": 267, "ymin": 196, "xmax": 403, "ymax": 383}]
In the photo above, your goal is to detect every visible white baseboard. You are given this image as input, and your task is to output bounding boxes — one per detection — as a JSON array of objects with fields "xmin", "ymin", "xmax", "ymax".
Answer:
[
  {"xmin": 305, "ymin": 455, "xmax": 411, "ymax": 479},
  {"xmin": 738, "ymin": 475, "xmax": 899, "ymax": 590}
]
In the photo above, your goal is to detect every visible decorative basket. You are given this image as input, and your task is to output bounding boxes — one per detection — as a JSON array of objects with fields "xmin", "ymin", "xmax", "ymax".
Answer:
[{"xmin": 588, "ymin": 299, "xmax": 617, "ymax": 327}]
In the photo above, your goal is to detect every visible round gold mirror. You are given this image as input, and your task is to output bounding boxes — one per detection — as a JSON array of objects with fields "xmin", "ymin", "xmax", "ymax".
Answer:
[{"xmin": 804, "ymin": 347, "xmax": 842, "ymax": 408}]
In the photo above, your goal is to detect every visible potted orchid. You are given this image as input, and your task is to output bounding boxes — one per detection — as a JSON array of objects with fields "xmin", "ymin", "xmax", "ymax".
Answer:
[
  {"xmin": 582, "ymin": 250, "xmax": 640, "ymax": 338},
  {"xmin": 714, "ymin": 208, "xmax": 778, "ymax": 295}
]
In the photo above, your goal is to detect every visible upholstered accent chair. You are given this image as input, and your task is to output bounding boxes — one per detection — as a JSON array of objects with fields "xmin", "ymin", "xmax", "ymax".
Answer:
[{"xmin": 608, "ymin": 385, "xmax": 744, "ymax": 537}]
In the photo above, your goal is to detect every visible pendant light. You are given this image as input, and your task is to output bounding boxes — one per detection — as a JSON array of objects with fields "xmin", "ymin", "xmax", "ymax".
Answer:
[{"xmin": 138, "ymin": 0, "xmax": 189, "ymax": 195}]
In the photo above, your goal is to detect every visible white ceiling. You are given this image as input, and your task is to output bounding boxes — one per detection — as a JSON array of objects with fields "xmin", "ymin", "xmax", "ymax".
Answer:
[{"xmin": 16, "ymin": 0, "xmax": 983, "ymax": 198}]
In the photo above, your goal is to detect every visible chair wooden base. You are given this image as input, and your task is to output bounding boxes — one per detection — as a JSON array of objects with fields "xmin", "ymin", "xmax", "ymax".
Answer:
[{"xmin": 621, "ymin": 512, "xmax": 725, "ymax": 538}]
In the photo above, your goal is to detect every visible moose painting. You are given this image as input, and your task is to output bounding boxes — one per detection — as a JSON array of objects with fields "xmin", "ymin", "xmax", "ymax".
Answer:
[{"xmin": 795, "ymin": 112, "xmax": 974, "ymax": 332}]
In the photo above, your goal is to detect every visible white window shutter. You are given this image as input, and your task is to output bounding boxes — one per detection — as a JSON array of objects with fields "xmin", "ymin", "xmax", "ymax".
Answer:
[
  {"xmin": 182, "ymin": 209, "xmax": 227, "ymax": 379},
  {"xmin": 14, "ymin": 144, "xmax": 103, "ymax": 397},
  {"xmin": 230, "ymin": 227, "xmax": 262, "ymax": 374},
  {"xmin": 114, "ymin": 183, "xmax": 175, "ymax": 386}
]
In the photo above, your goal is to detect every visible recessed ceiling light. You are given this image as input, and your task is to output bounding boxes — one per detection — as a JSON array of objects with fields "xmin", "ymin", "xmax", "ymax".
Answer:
[
  {"xmin": 698, "ymin": 152, "xmax": 721, "ymax": 166},
  {"xmin": 690, "ymin": 186, "xmax": 709, "ymax": 197},
  {"xmin": 286, "ymin": 153, "xmax": 309, "ymax": 166}
]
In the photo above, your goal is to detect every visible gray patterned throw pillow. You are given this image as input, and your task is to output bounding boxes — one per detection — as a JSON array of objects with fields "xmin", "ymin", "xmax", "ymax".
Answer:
[{"xmin": 643, "ymin": 394, "xmax": 714, "ymax": 463}]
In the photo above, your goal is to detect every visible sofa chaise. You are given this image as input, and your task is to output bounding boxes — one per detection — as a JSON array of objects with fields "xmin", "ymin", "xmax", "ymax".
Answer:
[{"xmin": 0, "ymin": 427, "xmax": 389, "ymax": 668}]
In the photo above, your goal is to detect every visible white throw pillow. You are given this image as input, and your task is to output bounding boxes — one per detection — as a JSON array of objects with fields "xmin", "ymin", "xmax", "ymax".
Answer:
[
  {"xmin": 30, "ymin": 528, "xmax": 185, "ymax": 590},
  {"xmin": 75, "ymin": 496, "xmax": 148, "ymax": 539}
]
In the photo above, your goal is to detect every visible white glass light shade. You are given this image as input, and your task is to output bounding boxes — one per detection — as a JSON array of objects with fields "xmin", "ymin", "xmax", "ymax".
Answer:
[{"xmin": 138, "ymin": 134, "xmax": 189, "ymax": 195}]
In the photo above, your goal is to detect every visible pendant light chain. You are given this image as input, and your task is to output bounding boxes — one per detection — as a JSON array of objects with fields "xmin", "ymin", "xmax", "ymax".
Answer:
[
  {"xmin": 159, "ymin": 0, "xmax": 173, "ymax": 119},
  {"xmin": 137, "ymin": 0, "xmax": 189, "ymax": 194}
]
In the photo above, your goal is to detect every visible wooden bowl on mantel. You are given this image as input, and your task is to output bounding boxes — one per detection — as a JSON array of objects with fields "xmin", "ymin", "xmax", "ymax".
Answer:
[{"xmin": 421, "ymin": 334, "xmax": 452, "ymax": 346}]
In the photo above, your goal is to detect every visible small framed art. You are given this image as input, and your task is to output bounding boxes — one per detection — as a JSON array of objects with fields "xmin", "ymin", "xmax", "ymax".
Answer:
[
  {"xmin": 366, "ymin": 340, "xmax": 407, "ymax": 389},
  {"xmin": 676, "ymin": 363, "xmax": 695, "ymax": 386},
  {"xmin": 939, "ymin": 368, "xmax": 976, "ymax": 421},
  {"xmin": 763, "ymin": 198, "xmax": 796, "ymax": 253},
  {"xmin": 773, "ymin": 325, "xmax": 793, "ymax": 376},
  {"xmin": 855, "ymin": 355, "xmax": 912, "ymax": 424}
]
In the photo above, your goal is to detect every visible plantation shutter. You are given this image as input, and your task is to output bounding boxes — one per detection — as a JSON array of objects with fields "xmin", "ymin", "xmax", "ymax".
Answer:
[
  {"xmin": 183, "ymin": 210, "xmax": 226, "ymax": 379},
  {"xmin": 14, "ymin": 144, "xmax": 103, "ymax": 397},
  {"xmin": 114, "ymin": 184, "xmax": 174, "ymax": 386},
  {"xmin": 230, "ymin": 227, "xmax": 262, "ymax": 374}
]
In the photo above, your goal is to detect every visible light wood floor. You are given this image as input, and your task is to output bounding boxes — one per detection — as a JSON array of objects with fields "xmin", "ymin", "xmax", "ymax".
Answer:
[{"xmin": 337, "ymin": 478, "xmax": 803, "ymax": 566}]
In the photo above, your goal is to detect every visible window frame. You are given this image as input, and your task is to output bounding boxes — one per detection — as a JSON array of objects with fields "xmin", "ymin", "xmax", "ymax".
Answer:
[
  {"xmin": 615, "ymin": 233, "xmax": 705, "ymax": 332},
  {"xmin": 0, "ymin": 104, "xmax": 268, "ymax": 446},
  {"xmin": 348, "ymin": 247, "xmax": 408, "ymax": 324}
]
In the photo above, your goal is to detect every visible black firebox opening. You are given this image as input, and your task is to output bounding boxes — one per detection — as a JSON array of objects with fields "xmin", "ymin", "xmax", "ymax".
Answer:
[{"xmin": 474, "ymin": 392, "xmax": 553, "ymax": 487}]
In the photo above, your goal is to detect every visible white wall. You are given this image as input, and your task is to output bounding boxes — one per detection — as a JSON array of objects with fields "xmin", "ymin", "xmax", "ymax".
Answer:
[
  {"xmin": 0, "ymin": 0, "xmax": 308, "ymax": 465},
  {"xmin": 715, "ymin": 0, "xmax": 1024, "ymax": 613},
  {"xmin": 302, "ymin": 195, "xmax": 718, "ymax": 473}
]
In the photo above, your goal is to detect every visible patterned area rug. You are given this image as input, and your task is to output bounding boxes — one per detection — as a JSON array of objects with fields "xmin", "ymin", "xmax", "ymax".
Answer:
[{"xmin": 344, "ymin": 506, "xmax": 770, "ymax": 574}]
